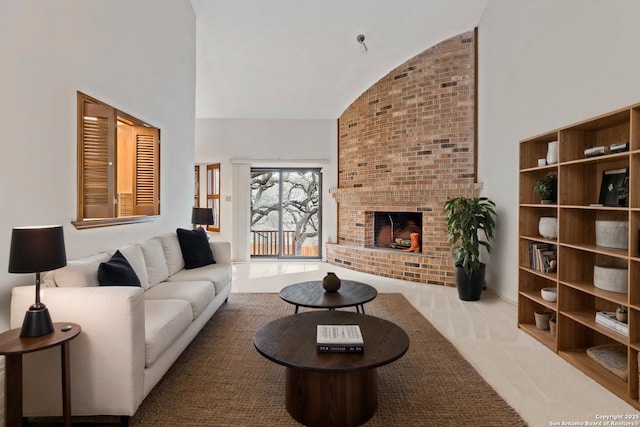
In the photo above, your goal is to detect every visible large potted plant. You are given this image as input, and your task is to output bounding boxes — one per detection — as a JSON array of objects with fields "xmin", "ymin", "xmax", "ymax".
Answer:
[{"xmin": 443, "ymin": 196, "xmax": 497, "ymax": 301}]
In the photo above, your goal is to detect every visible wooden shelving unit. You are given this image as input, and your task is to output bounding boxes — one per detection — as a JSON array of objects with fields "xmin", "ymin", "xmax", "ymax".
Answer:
[{"xmin": 518, "ymin": 103, "xmax": 640, "ymax": 408}]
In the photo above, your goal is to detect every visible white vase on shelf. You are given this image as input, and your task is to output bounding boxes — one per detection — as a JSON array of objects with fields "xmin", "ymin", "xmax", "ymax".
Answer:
[
  {"xmin": 546, "ymin": 141, "xmax": 558, "ymax": 165},
  {"xmin": 538, "ymin": 217, "xmax": 557, "ymax": 239}
]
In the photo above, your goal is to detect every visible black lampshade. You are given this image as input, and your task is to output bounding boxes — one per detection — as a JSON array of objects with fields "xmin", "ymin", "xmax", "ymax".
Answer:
[
  {"xmin": 9, "ymin": 225, "xmax": 67, "ymax": 273},
  {"xmin": 8, "ymin": 225, "xmax": 66, "ymax": 337},
  {"xmin": 191, "ymin": 207, "xmax": 214, "ymax": 227}
]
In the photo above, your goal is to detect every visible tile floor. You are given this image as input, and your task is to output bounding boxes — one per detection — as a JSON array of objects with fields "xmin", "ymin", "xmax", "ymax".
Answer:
[{"xmin": 233, "ymin": 261, "xmax": 639, "ymax": 427}]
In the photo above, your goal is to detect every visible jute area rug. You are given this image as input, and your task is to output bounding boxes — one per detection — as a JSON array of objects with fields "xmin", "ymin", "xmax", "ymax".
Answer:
[{"xmin": 128, "ymin": 293, "xmax": 526, "ymax": 426}]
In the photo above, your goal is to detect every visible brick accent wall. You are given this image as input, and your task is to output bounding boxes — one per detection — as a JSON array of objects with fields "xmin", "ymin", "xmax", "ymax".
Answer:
[{"xmin": 327, "ymin": 31, "xmax": 478, "ymax": 286}]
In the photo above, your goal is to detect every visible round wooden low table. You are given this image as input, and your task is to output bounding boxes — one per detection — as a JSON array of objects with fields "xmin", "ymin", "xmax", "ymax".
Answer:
[
  {"xmin": 0, "ymin": 322, "xmax": 81, "ymax": 427},
  {"xmin": 279, "ymin": 280, "xmax": 378, "ymax": 314},
  {"xmin": 254, "ymin": 311, "xmax": 409, "ymax": 427}
]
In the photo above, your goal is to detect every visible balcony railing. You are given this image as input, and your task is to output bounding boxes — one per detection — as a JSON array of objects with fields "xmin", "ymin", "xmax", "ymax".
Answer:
[{"xmin": 250, "ymin": 229, "xmax": 318, "ymax": 257}]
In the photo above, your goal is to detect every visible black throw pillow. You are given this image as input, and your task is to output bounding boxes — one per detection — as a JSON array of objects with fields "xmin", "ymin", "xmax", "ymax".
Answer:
[
  {"xmin": 176, "ymin": 227, "xmax": 215, "ymax": 269},
  {"xmin": 98, "ymin": 250, "xmax": 141, "ymax": 286}
]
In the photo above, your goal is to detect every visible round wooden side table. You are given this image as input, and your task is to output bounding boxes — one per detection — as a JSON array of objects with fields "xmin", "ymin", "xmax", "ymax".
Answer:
[{"xmin": 0, "ymin": 322, "xmax": 81, "ymax": 427}]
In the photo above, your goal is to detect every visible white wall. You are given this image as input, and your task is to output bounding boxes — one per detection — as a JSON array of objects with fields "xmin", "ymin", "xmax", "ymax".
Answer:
[
  {"xmin": 478, "ymin": 0, "xmax": 640, "ymax": 301},
  {"xmin": 0, "ymin": 0, "xmax": 196, "ymax": 330},
  {"xmin": 195, "ymin": 118, "xmax": 338, "ymax": 260}
]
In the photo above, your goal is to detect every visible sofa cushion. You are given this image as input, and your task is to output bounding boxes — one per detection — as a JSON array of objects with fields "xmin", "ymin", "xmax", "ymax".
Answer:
[
  {"xmin": 166, "ymin": 263, "xmax": 232, "ymax": 295},
  {"xmin": 51, "ymin": 252, "xmax": 110, "ymax": 287},
  {"xmin": 144, "ymin": 281, "xmax": 215, "ymax": 319},
  {"xmin": 143, "ymin": 299, "xmax": 192, "ymax": 367},
  {"xmin": 176, "ymin": 228, "xmax": 215, "ymax": 269},
  {"xmin": 116, "ymin": 243, "xmax": 150, "ymax": 290},
  {"xmin": 141, "ymin": 238, "xmax": 169, "ymax": 288},
  {"xmin": 157, "ymin": 233, "xmax": 185, "ymax": 276},
  {"xmin": 98, "ymin": 250, "xmax": 141, "ymax": 286}
]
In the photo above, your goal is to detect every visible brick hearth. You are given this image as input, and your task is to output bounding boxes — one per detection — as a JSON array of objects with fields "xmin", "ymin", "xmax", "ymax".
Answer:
[{"xmin": 327, "ymin": 31, "xmax": 478, "ymax": 286}]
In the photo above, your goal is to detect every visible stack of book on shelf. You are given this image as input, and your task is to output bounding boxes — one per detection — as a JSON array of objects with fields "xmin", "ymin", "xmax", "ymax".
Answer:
[
  {"xmin": 595, "ymin": 311, "xmax": 628, "ymax": 337},
  {"xmin": 316, "ymin": 324, "xmax": 364, "ymax": 353},
  {"xmin": 529, "ymin": 243, "xmax": 557, "ymax": 273}
]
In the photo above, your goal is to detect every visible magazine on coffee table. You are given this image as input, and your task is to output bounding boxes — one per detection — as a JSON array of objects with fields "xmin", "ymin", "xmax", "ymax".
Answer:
[{"xmin": 316, "ymin": 324, "xmax": 364, "ymax": 353}]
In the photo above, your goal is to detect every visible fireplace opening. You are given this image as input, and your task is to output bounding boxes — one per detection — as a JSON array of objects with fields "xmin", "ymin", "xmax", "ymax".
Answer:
[{"xmin": 373, "ymin": 212, "xmax": 422, "ymax": 252}]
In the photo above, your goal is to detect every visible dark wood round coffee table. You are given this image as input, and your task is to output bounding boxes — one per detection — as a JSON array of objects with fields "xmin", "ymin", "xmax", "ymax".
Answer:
[
  {"xmin": 279, "ymin": 280, "xmax": 377, "ymax": 314},
  {"xmin": 254, "ymin": 310, "xmax": 409, "ymax": 427}
]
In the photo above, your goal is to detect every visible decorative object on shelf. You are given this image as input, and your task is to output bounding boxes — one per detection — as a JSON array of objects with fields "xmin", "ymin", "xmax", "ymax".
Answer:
[
  {"xmin": 586, "ymin": 344, "xmax": 628, "ymax": 381},
  {"xmin": 8, "ymin": 225, "xmax": 67, "ymax": 337},
  {"xmin": 598, "ymin": 168, "xmax": 628, "ymax": 207},
  {"xmin": 322, "ymin": 272, "xmax": 341, "ymax": 292},
  {"xmin": 549, "ymin": 317, "xmax": 556, "ymax": 336},
  {"xmin": 537, "ymin": 158, "xmax": 546, "ymax": 167},
  {"xmin": 546, "ymin": 141, "xmax": 558, "ymax": 165},
  {"xmin": 596, "ymin": 311, "xmax": 628, "ymax": 336},
  {"xmin": 541, "ymin": 287, "xmax": 557, "ymax": 302},
  {"xmin": 534, "ymin": 310, "xmax": 552, "ymax": 330},
  {"xmin": 610, "ymin": 141, "xmax": 629, "ymax": 153},
  {"xmin": 595, "ymin": 220, "xmax": 628, "ymax": 250},
  {"xmin": 538, "ymin": 217, "xmax": 557, "ymax": 239},
  {"xmin": 584, "ymin": 146, "xmax": 608, "ymax": 158},
  {"xmin": 528, "ymin": 242, "xmax": 557, "ymax": 273},
  {"xmin": 616, "ymin": 305, "xmax": 628, "ymax": 323},
  {"xmin": 533, "ymin": 174, "xmax": 557, "ymax": 204},
  {"xmin": 191, "ymin": 207, "xmax": 215, "ymax": 229},
  {"xmin": 593, "ymin": 265, "xmax": 628, "ymax": 294},
  {"xmin": 443, "ymin": 197, "xmax": 497, "ymax": 301}
]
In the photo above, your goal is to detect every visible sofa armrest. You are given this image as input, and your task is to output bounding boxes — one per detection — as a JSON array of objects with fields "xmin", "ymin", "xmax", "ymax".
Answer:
[
  {"xmin": 10, "ymin": 285, "xmax": 146, "ymax": 417},
  {"xmin": 209, "ymin": 240, "xmax": 231, "ymax": 264}
]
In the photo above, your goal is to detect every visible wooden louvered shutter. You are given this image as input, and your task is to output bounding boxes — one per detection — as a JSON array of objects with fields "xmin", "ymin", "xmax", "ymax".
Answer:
[
  {"xmin": 80, "ymin": 102, "xmax": 116, "ymax": 218},
  {"xmin": 194, "ymin": 165, "xmax": 200, "ymax": 207},
  {"xmin": 133, "ymin": 126, "xmax": 160, "ymax": 215}
]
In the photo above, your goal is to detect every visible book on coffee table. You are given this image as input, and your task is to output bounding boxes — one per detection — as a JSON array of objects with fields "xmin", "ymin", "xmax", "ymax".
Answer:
[{"xmin": 316, "ymin": 324, "xmax": 364, "ymax": 353}]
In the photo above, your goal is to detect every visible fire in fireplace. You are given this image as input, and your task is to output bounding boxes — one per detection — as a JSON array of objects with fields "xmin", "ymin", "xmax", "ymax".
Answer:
[{"xmin": 373, "ymin": 211, "xmax": 422, "ymax": 252}]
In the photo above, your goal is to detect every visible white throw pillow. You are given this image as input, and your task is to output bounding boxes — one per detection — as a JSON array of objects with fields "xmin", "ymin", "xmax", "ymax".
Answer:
[
  {"xmin": 53, "ymin": 253, "xmax": 110, "ymax": 287},
  {"xmin": 141, "ymin": 238, "xmax": 169, "ymax": 288},
  {"xmin": 158, "ymin": 233, "xmax": 185, "ymax": 276},
  {"xmin": 116, "ymin": 243, "xmax": 150, "ymax": 290}
]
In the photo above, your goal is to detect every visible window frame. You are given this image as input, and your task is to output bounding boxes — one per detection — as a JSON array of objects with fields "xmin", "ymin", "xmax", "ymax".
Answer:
[
  {"xmin": 73, "ymin": 92, "xmax": 160, "ymax": 229},
  {"xmin": 206, "ymin": 163, "xmax": 221, "ymax": 232},
  {"xmin": 194, "ymin": 165, "xmax": 200, "ymax": 207}
]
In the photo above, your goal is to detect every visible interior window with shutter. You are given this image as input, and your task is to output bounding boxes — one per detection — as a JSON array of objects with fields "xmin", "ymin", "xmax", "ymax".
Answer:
[
  {"xmin": 194, "ymin": 165, "xmax": 200, "ymax": 207},
  {"xmin": 206, "ymin": 163, "xmax": 221, "ymax": 232},
  {"xmin": 75, "ymin": 92, "xmax": 161, "ymax": 229}
]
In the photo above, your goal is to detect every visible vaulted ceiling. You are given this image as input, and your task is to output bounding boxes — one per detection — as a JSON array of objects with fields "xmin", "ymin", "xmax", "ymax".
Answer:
[{"xmin": 191, "ymin": 0, "xmax": 489, "ymax": 120}]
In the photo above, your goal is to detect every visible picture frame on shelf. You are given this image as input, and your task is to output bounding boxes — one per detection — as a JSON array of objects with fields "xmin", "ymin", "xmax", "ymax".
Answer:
[{"xmin": 598, "ymin": 168, "xmax": 628, "ymax": 207}]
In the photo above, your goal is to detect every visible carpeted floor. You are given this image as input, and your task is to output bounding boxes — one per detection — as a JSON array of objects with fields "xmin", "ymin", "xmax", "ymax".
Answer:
[
  {"xmin": 29, "ymin": 293, "xmax": 526, "ymax": 426},
  {"xmin": 129, "ymin": 293, "xmax": 526, "ymax": 426}
]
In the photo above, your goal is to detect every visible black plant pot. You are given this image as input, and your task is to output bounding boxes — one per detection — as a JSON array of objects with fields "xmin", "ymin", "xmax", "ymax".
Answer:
[{"xmin": 455, "ymin": 263, "xmax": 486, "ymax": 301}]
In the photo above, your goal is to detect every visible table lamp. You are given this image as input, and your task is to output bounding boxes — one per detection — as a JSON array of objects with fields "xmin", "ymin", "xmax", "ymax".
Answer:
[
  {"xmin": 8, "ymin": 225, "xmax": 67, "ymax": 337},
  {"xmin": 191, "ymin": 207, "xmax": 214, "ymax": 229}
]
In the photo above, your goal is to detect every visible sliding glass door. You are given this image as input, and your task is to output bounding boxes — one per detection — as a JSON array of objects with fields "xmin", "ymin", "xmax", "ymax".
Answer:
[{"xmin": 250, "ymin": 168, "xmax": 321, "ymax": 258}]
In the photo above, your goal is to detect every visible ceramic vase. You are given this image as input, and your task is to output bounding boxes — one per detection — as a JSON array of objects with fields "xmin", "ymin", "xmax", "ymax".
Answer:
[
  {"xmin": 546, "ymin": 141, "xmax": 558, "ymax": 165},
  {"xmin": 534, "ymin": 310, "xmax": 552, "ymax": 330},
  {"xmin": 322, "ymin": 272, "xmax": 341, "ymax": 292},
  {"xmin": 616, "ymin": 311, "xmax": 628, "ymax": 323},
  {"xmin": 538, "ymin": 217, "xmax": 557, "ymax": 239}
]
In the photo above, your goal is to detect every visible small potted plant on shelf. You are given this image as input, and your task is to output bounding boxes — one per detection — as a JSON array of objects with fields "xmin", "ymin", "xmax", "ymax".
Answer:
[
  {"xmin": 534, "ymin": 174, "xmax": 557, "ymax": 204},
  {"xmin": 443, "ymin": 196, "xmax": 497, "ymax": 301},
  {"xmin": 616, "ymin": 305, "xmax": 628, "ymax": 323}
]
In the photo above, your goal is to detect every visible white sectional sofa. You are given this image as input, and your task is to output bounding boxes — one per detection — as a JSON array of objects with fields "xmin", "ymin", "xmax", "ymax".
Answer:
[{"xmin": 9, "ymin": 230, "xmax": 232, "ymax": 424}]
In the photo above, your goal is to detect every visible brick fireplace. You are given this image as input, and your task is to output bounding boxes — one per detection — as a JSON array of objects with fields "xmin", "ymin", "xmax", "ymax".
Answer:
[{"xmin": 326, "ymin": 31, "xmax": 479, "ymax": 286}]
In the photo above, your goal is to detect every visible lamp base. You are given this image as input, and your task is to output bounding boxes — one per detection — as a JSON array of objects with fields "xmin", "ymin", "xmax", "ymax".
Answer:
[{"xmin": 21, "ymin": 307, "xmax": 54, "ymax": 337}]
